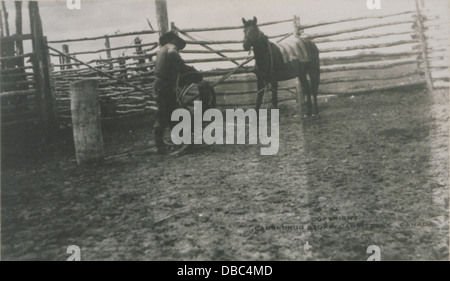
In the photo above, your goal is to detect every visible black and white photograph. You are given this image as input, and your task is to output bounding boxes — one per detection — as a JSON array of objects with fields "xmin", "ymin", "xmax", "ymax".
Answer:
[{"xmin": 0, "ymin": 0, "xmax": 449, "ymax": 262}]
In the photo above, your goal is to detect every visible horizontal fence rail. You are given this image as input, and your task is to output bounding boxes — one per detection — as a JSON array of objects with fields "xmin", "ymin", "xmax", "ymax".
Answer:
[{"xmin": 47, "ymin": 30, "xmax": 159, "ymax": 44}]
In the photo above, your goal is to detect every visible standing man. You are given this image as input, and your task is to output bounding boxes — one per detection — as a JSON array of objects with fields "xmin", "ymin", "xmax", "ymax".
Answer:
[{"xmin": 153, "ymin": 31, "xmax": 188, "ymax": 154}]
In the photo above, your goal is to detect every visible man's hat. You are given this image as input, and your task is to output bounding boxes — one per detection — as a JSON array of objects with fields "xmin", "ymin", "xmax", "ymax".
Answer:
[{"xmin": 159, "ymin": 31, "xmax": 186, "ymax": 50}]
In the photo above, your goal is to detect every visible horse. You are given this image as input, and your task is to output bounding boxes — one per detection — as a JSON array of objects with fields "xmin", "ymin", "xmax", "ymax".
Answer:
[{"xmin": 242, "ymin": 17, "xmax": 321, "ymax": 116}]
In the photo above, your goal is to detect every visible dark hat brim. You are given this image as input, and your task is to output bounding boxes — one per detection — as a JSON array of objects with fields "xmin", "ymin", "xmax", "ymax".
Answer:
[{"xmin": 159, "ymin": 31, "xmax": 186, "ymax": 50}]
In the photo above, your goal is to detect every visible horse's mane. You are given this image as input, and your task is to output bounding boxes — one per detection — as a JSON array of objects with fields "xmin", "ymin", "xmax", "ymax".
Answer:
[{"xmin": 258, "ymin": 29, "xmax": 269, "ymax": 44}]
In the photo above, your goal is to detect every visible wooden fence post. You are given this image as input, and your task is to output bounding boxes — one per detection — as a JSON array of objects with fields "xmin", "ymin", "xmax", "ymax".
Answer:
[
  {"xmin": 155, "ymin": 0, "xmax": 169, "ymax": 36},
  {"xmin": 95, "ymin": 55, "xmax": 103, "ymax": 74},
  {"xmin": 293, "ymin": 15, "xmax": 300, "ymax": 38},
  {"xmin": 134, "ymin": 37, "xmax": 146, "ymax": 71},
  {"xmin": 29, "ymin": 1, "xmax": 58, "ymax": 141},
  {"xmin": 1, "ymin": 1, "xmax": 10, "ymax": 36},
  {"xmin": 414, "ymin": 0, "xmax": 433, "ymax": 91},
  {"xmin": 104, "ymin": 35, "xmax": 113, "ymax": 69},
  {"xmin": 14, "ymin": 1, "xmax": 27, "ymax": 92},
  {"xmin": 43, "ymin": 37, "xmax": 58, "ymax": 132},
  {"xmin": 0, "ymin": 10, "xmax": 4, "ymax": 37},
  {"xmin": 62, "ymin": 44, "xmax": 72, "ymax": 69},
  {"xmin": 70, "ymin": 79, "xmax": 103, "ymax": 164},
  {"xmin": 118, "ymin": 57, "xmax": 127, "ymax": 78},
  {"xmin": 15, "ymin": 1, "xmax": 24, "ymax": 61}
]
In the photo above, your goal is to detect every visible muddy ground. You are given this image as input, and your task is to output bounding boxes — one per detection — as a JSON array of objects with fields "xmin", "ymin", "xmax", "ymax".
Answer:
[{"xmin": 1, "ymin": 87, "xmax": 449, "ymax": 260}]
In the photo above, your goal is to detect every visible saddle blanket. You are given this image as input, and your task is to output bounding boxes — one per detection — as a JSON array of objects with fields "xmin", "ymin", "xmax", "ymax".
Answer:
[{"xmin": 276, "ymin": 38, "xmax": 311, "ymax": 63}]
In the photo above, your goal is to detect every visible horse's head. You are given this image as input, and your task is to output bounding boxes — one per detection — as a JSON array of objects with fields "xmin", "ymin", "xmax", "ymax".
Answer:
[{"xmin": 242, "ymin": 16, "xmax": 260, "ymax": 51}]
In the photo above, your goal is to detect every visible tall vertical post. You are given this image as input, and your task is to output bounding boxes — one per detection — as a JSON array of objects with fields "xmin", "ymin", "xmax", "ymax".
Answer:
[
  {"xmin": 293, "ymin": 15, "xmax": 300, "ymax": 38},
  {"xmin": 29, "ymin": 1, "xmax": 58, "ymax": 141},
  {"xmin": 43, "ymin": 36, "xmax": 58, "ymax": 133},
  {"xmin": 96, "ymin": 55, "xmax": 103, "ymax": 73},
  {"xmin": 118, "ymin": 57, "xmax": 127, "ymax": 79},
  {"xmin": 414, "ymin": 0, "xmax": 433, "ymax": 91},
  {"xmin": 155, "ymin": 0, "xmax": 169, "ymax": 36},
  {"xmin": 14, "ymin": 1, "xmax": 23, "ymax": 55},
  {"xmin": 0, "ymin": 10, "xmax": 4, "ymax": 37},
  {"xmin": 62, "ymin": 44, "xmax": 72, "ymax": 69},
  {"xmin": 1, "ymin": 1, "xmax": 10, "ymax": 37},
  {"xmin": 70, "ymin": 79, "xmax": 104, "ymax": 165},
  {"xmin": 134, "ymin": 37, "xmax": 146, "ymax": 70},
  {"xmin": 14, "ymin": 1, "xmax": 27, "ymax": 91},
  {"xmin": 104, "ymin": 35, "xmax": 113, "ymax": 69},
  {"xmin": 134, "ymin": 37, "xmax": 148, "ymax": 77}
]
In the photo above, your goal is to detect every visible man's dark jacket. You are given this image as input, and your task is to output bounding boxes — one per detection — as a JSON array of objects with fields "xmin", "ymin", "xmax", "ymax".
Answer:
[{"xmin": 154, "ymin": 43, "xmax": 187, "ymax": 82}]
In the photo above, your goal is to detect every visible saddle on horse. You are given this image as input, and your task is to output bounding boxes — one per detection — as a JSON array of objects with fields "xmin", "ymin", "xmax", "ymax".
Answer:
[{"xmin": 276, "ymin": 38, "xmax": 313, "ymax": 64}]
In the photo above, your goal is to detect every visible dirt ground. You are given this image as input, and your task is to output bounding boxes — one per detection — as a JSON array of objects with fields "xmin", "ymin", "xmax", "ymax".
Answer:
[{"xmin": 1, "ymin": 87, "xmax": 449, "ymax": 260}]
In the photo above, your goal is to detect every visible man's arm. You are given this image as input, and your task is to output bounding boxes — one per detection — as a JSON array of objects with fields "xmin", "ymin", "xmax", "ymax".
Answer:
[{"xmin": 168, "ymin": 47, "xmax": 188, "ymax": 74}]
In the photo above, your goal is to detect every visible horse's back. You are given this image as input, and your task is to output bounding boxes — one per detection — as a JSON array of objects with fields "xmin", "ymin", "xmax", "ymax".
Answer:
[
  {"xmin": 275, "ymin": 38, "xmax": 316, "ymax": 64},
  {"xmin": 270, "ymin": 38, "xmax": 318, "ymax": 81}
]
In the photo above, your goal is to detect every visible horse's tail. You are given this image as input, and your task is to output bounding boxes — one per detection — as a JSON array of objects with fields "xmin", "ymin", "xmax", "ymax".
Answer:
[{"xmin": 308, "ymin": 40, "xmax": 320, "ymax": 73}]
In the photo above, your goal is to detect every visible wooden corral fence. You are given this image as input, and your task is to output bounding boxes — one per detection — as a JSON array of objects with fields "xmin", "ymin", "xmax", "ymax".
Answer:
[
  {"xmin": 170, "ymin": 7, "xmax": 448, "ymax": 108},
  {"xmin": 51, "ymin": 7, "xmax": 449, "ymax": 128},
  {"xmin": 415, "ymin": 4, "xmax": 449, "ymax": 89},
  {"xmin": 47, "ymin": 29, "xmax": 160, "ymax": 127},
  {"xmin": 1, "ymin": 2, "xmax": 57, "ymax": 142},
  {"xmin": 1, "ymin": 3, "xmax": 448, "ymax": 134}
]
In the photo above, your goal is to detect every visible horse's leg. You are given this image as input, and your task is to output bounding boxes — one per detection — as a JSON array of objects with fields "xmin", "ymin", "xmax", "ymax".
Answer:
[
  {"xmin": 271, "ymin": 80, "xmax": 278, "ymax": 109},
  {"xmin": 296, "ymin": 77, "xmax": 305, "ymax": 110},
  {"xmin": 298, "ymin": 72, "xmax": 312, "ymax": 117},
  {"xmin": 256, "ymin": 77, "xmax": 265, "ymax": 110},
  {"xmin": 308, "ymin": 67, "xmax": 320, "ymax": 116}
]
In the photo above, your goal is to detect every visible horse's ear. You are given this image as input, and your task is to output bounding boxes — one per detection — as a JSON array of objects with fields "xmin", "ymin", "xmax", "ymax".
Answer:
[
  {"xmin": 253, "ymin": 16, "xmax": 257, "ymax": 24},
  {"xmin": 242, "ymin": 18, "xmax": 246, "ymax": 25}
]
